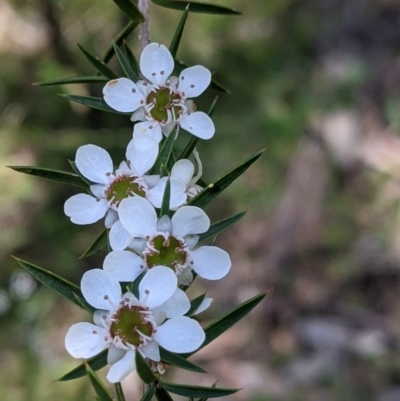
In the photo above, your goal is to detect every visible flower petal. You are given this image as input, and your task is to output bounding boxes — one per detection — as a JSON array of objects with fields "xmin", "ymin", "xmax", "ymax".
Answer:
[
  {"xmin": 156, "ymin": 215, "xmax": 172, "ymax": 233},
  {"xmin": 76, "ymin": 144, "xmax": 114, "ymax": 185},
  {"xmin": 81, "ymin": 269, "xmax": 122, "ymax": 310},
  {"xmin": 153, "ymin": 288, "xmax": 190, "ymax": 318},
  {"xmin": 126, "ymin": 135, "xmax": 159, "ymax": 176},
  {"xmin": 103, "ymin": 78, "xmax": 144, "ymax": 112},
  {"xmin": 147, "ymin": 177, "xmax": 187, "ymax": 209},
  {"xmin": 105, "ymin": 209, "xmax": 118, "ymax": 228},
  {"xmin": 139, "ymin": 266, "xmax": 177, "ymax": 309},
  {"xmin": 90, "ymin": 184, "xmax": 106, "ymax": 198},
  {"xmin": 140, "ymin": 43, "xmax": 174, "ymax": 86},
  {"xmin": 133, "ymin": 121, "xmax": 163, "ymax": 143},
  {"xmin": 178, "ymin": 268, "xmax": 193, "ymax": 286},
  {"xmin": 106, "ymin": 349, "xmax": 136, "ymax": 383},
  {"xmin": 154, "ymin": 316, "xmax": 205, "ymax": 353},
  {"xmin": 178, "ymin": 65, "xmax": 211, "ymax": 98},
  {"xmin": 103, "ymin": 250, "xmax": 144, "ymax": 282},
  {"xmin": 180, "ymin": 111, "xmax": 215, "ymax": 140},
  {"xmin": 171, "ymin": 206, "xmax": 210, "ymax": 238},
  {"xmin": 171, "ymin": 159, "xmax": 194, "ymax": 188},
  {"xmin": 107, "ymin": 344, "xmax": 127, "ymax": 365},
  {"xmin": 109, "ymin": 220, "xmax": 132, "ymax": 250},
  {"xmin": 191, "ymin": 297, "xmax": 213, "ymax": 315},
  {"xmin": 131, "ymin": 106, "xmax": 146, "ymax": 122},
  {"xmin": 64, "ymin": 194, "xmax": 108, "ymax": 225},
  {"xmin": 143, "ymin": 174, "xmax": 160, "ymax": 189},
  {"xmin": 65, "ymin": 322, "xmax": 108, "ymax": 359},
  {"xmin": 118, "ymin": 197, "xmax": 157, "ymax": 238},
  {"xmin": 190, "ymin": 246, "xmax": 231, "ymax": 280},
  {"xmin": 140, "ymin": 341, "xmax": 160, "ymax": 362}
]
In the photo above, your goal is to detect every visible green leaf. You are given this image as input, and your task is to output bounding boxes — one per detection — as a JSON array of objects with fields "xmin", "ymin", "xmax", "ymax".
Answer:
[
  {"xmin": 8, "ymin": 166, "xmax": 88, "ymax": 189},
  {"xmin": 198, "ymin": 211, "xmax": 246, "ymax": 242},
  {"xmin": 135, "ymin": 350, "xmax": 157, "ymax": 384},
  {"xmin": 186, "ymin": 293, "xmax": 206, "ymax": 316},
  {"xmin": 152, "ymin": 130, "xmax": 176, "ymax": 175},
  {"xmin": 85, "ymin": 361, "xmax": 113, "ymax": 401},
  {"xmin": 155, "ymin": 386, "xmax": 174, "ymax": 401},
  {"xmin": 169, "ymin": 7, "xmax": 189, "ymax": 58},
  {"xmin": 159, "ymin": 177, "xmax": 171, "ymax": 217},
  {"xmin": 141, "ymin": 385, "xmax": 156, "ymax": 401},
  {"xmin": 77, "ymin": 42, "xmax": 118, "ymax": 79},
  {"xmin": 34, "ymin": 76, "xmax": 109, "ymax": 87},
  {"xmin": 113, "ymin": 42, "xmax": 139, "ymax": 82},
  {"xmin": 188, "ymin": 150, "xmax": 264, "ymax": 209},
  {"xmin": 62, "ymin": 94, "xmax": 126, "ymax": 114},
  {"xmin": 123, "ymin": 42, "xmax": 140, "ymax": 77},
  {"xmin": 115, "ymin": 383, "xmax": 126, "ymax": 401},
  {"xmin": 58, "ymin": 350, "xmax": 108, "ymax": 381},
  {"xmin": 102, "ymin": 21, "xmax": 139, "ymax": 63},
  {"xmin": 111, "ymin": 0, "xmax": 145, "ymax": 23},
  {"xmin": 150, "ymin": 0, "xmax": 240, "ymax": 15},
  {"xmin": 161, "ymin": 383, "xmax": 240, "ymax": 398},
  {"xmin": 159, "ymin": 347, "xmax": 206, "ymax": 373},
  {"xmin": 80, "ymin": 229, "xmax": 108, "ymax": 258},
  {"xmin": 12, "ymin": 257, "xmax": 94, "ymax": 313}
]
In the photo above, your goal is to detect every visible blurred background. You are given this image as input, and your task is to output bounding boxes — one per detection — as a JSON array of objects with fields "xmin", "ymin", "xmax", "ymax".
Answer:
[{"xmin": 2, "ymin": 0, "xmax": 400, "ymax": 400}]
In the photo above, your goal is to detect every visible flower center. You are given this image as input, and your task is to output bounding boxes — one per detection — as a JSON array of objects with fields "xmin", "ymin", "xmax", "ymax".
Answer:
[
  {"xmin": 105, "ymin": 175, "xmax": 146, "ymax": 206},
  {"xmin": 146, "ymin": 88, "xmax": 182, "ymax": 123},
  {"xmin": 145, "ymin": 235, "xmax": 187, "ymax": 272},
  {"xmin": 110, "ymin": 306, "xmax": 154, "ymax": 347}
]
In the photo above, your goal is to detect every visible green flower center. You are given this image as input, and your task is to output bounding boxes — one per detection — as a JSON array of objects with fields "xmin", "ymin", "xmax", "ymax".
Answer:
[
  {"xmin": 105, "ymin": 175, "xmax": 146, "ymax": 206},
  {"xmin": 146, "ymin": 235, "xmax": 187, "ymax": 272},
  {"xmin": 147, "ymin": 88, "xmax": 182, "ymax": 123},
  {"xmin": 110, "ymin": 306, "xmax": 154, "ymax": 347}
]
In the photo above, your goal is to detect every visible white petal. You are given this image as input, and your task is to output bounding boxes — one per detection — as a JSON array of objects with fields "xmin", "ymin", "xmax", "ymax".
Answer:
[
  {"xmin": 191, "ymin": 246, "xmax": 231, "ymax": 280},
  {"xmin": 143, "ymin": 174, "xmax": 160, "ymax": 189},
  {"xmin": 128, "ymin": 237, "xmax": 147, "ymax": 254},
  {"xmin": 126, "ymin": 135, "xmax": 158, "ymax": 176},
  {"xmin": 139, "ymin": 266, "xmax": 177, "ymax": 309},
  {"xmin": 65, "ymin": 322, "xmax": 108, "ymax": 358},
  {"xmin": 131, "ymin": 106, "xmax": 146, "ymax": 122},
  {"xmin": 191, "ymin": 297, "xmax": 213, "ymax": 315},
  {"xmin": 106, "ymin": 350, "xmax": 136, "ymax": 383},
  {"xmin": 171, "ymin": 159, "xmax": 194, "ymax": 188},
  {"xmin": 107, "ymin": 344, "xmax": 127, "ymax": 365},
  {"xmin": 90, "ymin": 184, "xmax": 106, "ymax": 198},
  {"xmin": 178, "ymin": 65, "xmax": 211, "ymax": 98},
  {"xmin": 178, "ymin": 268, "xmax": 193, "ymax": 286},
  {"xmin": 93, "ymin": 310, "xmax": 109, "ymax": 326},
  {"xmin": 109, "ymin": 220, "xmax": 132, "ymax": 250},
  {"xmin": 153, "ymin": 288, "xmax": 190, "ymax": 318},
  {"xmin": 180, "ymin": 112, "xmax": 215, "ymax": 140},
  {"xmin": 140, "ymin": 43, "xmax": 174, "ymax": 86},
  {"xmin": 103, "ymin": 78, "xmax": 144, "ymax": 112},
  {"xmin": 147, "ymin": 177, "xmax": 187, "ymax": 209},
  {"xmin": 118, "ymin": 197, "xmax": 157, "ymax": 238},
  {"xmin": 133, "ymin": 121, "xmax": 163, "ymax": 143},
  {"xmin": 140, "ymin": 341, "xmax": 160, "ymax": 362},
  {"xmin": 154, "ymin": 316, "xmax": 205, "ymax": 353},
  {"xmin": 184, "ymin": 234, "xmax": 199, "ymax": 250},
  {"xmin": 103, "ymin": 250, "xmax": 144, "ymax": 282},
  {"xmin": 156, "ymin": 215, "xmax": 172, "ymax": 233},
  {"xmin": 172, "ymin": 206, "xmax": 210, "ymax": 237},
  {"xmin": 64, "ymin": 194, "xmax": 108, "ymax": 225},
  {"xmin": 136, "ymin": 80, "xmax": 152, "ymax": 96},
  {"xmin": 81, "ymin": 269, "xmax": 122, "ymax": 310},
  {"xmin": 105, "ymin": 209, "xmax": 118, "ymax": 228}
]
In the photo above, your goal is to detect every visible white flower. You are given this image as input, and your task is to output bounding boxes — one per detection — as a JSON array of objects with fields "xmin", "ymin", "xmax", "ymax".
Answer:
[
  {"xmin": 64, "ymin": 135, "xmax": 186, "ymax": 226},
  {"xmin": 65, "ymin": 267, "xmax": 205, "ymax": 383},
  {"xmin": 103, "ymin": 43, "xmax": 215, "ymax": 143},
  {"xmin": 106, "ymin": 196, "xmax": 231, "ymax": 283}
]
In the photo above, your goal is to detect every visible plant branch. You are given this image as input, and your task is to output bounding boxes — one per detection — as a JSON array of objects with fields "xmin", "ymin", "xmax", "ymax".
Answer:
[{"xmin": 138, "ymin": 0, "xmax": 150, "ymax": 53}]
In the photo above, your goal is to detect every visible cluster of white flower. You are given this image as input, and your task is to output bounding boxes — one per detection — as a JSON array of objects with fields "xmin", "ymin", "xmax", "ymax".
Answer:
[{"xmin": 64, "ymin": 43, "xmax": 232, "ymax": 383}]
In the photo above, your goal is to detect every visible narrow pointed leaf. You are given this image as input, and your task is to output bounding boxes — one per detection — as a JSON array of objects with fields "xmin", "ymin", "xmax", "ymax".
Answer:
[
  {"xmin": 111, "ymin": 0, "xmax": 145, "ymax": 23},
  {"xmin": 8, "ymin": 166, "xmax": 88, "ymax": 189},
  {"xmin": 159, "ymin": 347, "xmax": 206, "ymax": 373},
  {"xmin": 159, "ymin": 177, "xmax": 171, "ymax": 217},
  {"xmin": 135, "ymin": 350, "xmax": 157, "ymax": 384},
  {"xmin": 141, "ymin": 385, "xmax": 156, "ymax": 401},
  {"xmin": 85, "ymin": 362, "xmax": 113, "ymax": 401},
  {"xmin": 198, "ymin": 211, "xmax": 246, "ymax": 242},
  {"xmin": 12, "ymin": 257, "xmax": 93, "ymax": 313},
  {"xmin": 113, "ymin": 42, "xmax": 139, "ymax": 82},
  {"xmin": 188, "ymin": 150, "xmax": 264, "ymax": 208},
  {"xmin": 102, "ymin": 21, "xmax": 139, "ymax": 63},
  {"xmin": 80, "ymin": 229, "xmax": 108, "ymax": 258},
  {"xmin": 153, "ymin": 130, "xmax": 177, "ymax": 175},
  {"xmin": 34, "ymin": 76, "xmax": 109, "ymax": 87},
  {"xmin": 62, "ymin": 94, "xmax": 127, "ymax": 114},
  {"xmin": 161, "ymin": 383, "xmax": 240, "ymax": 398},
  {"xmin": 186, "ymin": 293, "xmax": 206, "ymax": 316},
  {"xmin": 58, "ymin": 350, "xmax": 108, "ymax": 381},
  {"xmin": 115, "ymin": 383, "xmax": 126, "ymax": 401},
  {"xmin": 169, "ymin": 7, "xmax": 189, "ymax": 58},
  {"xmin": 150, "ymin": 0, "xmax": 240, "ymax": 15},
  {"xmin": 155, "ymin": 386, "xmax": 174, "ymax": 401},
  {"xmin": 77, "ymin": 42, "xmax": 118, "ymax": 79},
  {"xmin": 123, "ymin": 42, "xmax": 140, "ymax": 77}
]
